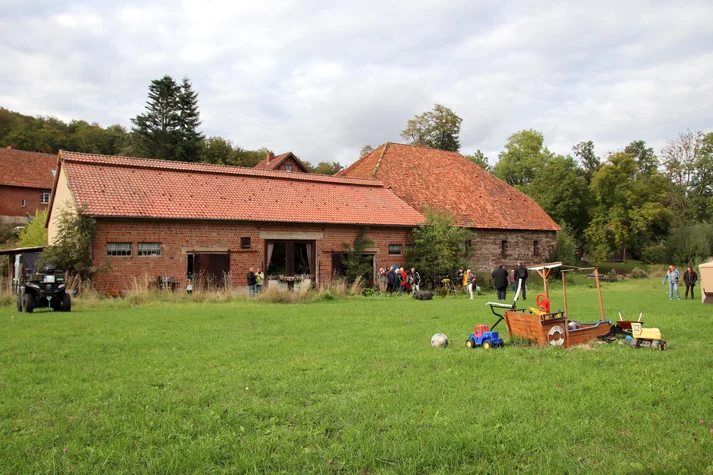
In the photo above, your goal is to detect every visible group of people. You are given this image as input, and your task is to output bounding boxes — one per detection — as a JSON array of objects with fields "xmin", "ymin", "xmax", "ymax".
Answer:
[
  {"xmin": 379, "ymin": 266, "xmax": 421, "ymax": 294},
  {"xmin": 246, "ymin": 267, "xmax": 265, "ymax": 297},
  {"xmin": 663, "ymin": 265, "xmax": 698, "ymax": 300},
  {"xmin": 493, "ymin": 262, "xmax": 529, "ymax": 301}
]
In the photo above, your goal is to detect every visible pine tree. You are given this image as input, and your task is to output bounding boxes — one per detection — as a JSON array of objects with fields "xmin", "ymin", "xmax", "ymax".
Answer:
[
  {"xmin": 175, "ymin": 76, "xmax": 204, "ymax": 162},
  {"xmin": 131, "ymin": 75, "xmax": 191, "ymax": 161}
]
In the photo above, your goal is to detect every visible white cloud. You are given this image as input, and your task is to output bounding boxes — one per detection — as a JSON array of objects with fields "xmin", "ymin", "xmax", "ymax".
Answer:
[{"xmin": 1, "ymin": 0, "xmax": 712, "ymax": 166}]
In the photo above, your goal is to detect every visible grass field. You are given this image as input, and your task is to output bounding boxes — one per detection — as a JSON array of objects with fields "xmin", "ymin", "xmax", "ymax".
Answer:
[{"xmin": 1, "ymin": 278, "xmax": 712, "ymax": 474}]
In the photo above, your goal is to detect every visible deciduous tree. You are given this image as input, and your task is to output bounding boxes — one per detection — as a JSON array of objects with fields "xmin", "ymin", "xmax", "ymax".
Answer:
[
  {"xmin": 464, "ymin": 150, "xmax": 491, "ymax": 171},
  {"xmin": 493, "ymin": 129, "xmax": 553, "ymax": 187},
  {"xmin": 400, "ymin": 104, "xmax": 462, "ymax": 152}
]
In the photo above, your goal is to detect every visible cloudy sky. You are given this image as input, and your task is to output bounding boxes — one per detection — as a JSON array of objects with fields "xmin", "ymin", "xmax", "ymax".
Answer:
[{"xmin": 1, "ymin": 0, "xmax": 712, "ymax": 166}]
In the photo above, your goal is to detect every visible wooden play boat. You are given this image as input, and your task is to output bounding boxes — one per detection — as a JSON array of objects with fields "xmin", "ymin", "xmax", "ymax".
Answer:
[{"xmin": 501, "ymin": 263, "xmax": 612, "ymax": 348}]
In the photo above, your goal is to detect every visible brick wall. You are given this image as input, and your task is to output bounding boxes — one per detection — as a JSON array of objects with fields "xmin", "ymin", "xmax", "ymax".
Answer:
[
  {"xmin": 469, "ymin": 229, "xmax": 557, "ymax": 269},
  {"xmin": 0, "ymin": 185, "xmax": 50, "ymax": 223},
  {"xmin": 91, "ymin": 219, "xmax": 411, "ymax": 294}
]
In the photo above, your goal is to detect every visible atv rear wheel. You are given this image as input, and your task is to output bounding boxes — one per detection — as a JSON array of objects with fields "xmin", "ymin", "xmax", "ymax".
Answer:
[
  {"xmin": 22, "ymin": 293, "xmax": 34, "ymax": 313},
  {"xmin": 61, "ymin": 293, "xmax": 71, "ymax": 312}
]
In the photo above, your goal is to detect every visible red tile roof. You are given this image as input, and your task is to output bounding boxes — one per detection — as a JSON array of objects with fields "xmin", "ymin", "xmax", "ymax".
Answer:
[
  {"xmin": 337, "ymin": 143, "xmax": 559, "ymax": 231},
  {"xmin": 253, "ymin": 152, "xmax": 309, "ymax": 172},
  {"xmin": 0, "ymin": 148, "xmax": 56, "ymax": 189},
  {"xmin": 57, "ymin": 151, "xmax": 424, "ymax": 227}
]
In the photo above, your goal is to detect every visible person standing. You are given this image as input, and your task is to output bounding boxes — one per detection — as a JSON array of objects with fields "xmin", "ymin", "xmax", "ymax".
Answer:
[
  {"xmin": 663, "ymin": 265, "xmax": 681, "ymax": 300},
  {"xmin": 683, "ymin": 266, "xmax": 698, "ymax": 300},
  {"xmin": 515, "ymin": 262, "xmax": 529, "ymax": 300},
  {"xmin": 386, "ymin": 267, "xmax": 395, "ymax": 293},
  {"xmin": 255, "ymin": 268, "xmax": 264, "ymax": 294},
  {"xmin": 395, "ymin": 267, "xmax": 403, "ymax": 294},
  {"xmin": 467, "ymin": 270, "xmax": 477, "ymax": 300},
  {"xmin": 492, "ymin": 265, "xmax": 509, "ymax": 301},
  {"xmin": 399, "ymin": 267, "xmax": 408, "ymax": 294},
  {"xmin": 247, "ymin": 267, "xmax": 257, "ymax": 297},
  {"xmin": 510, "ymin": 269, "xmax": 516, "ymax": 292},
  {"xmin": 411, "ymin": 268, "xmax": 421, "ymax": 292},
  {"xmin": 456, "ymin": 268, "xmax": 464, "ymax": 290}
]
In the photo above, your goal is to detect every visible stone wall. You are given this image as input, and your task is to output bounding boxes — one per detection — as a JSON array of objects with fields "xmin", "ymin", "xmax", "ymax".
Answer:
[{"xmin": 469, "ymin": 229, "xmax": 557, "ymax": 270}]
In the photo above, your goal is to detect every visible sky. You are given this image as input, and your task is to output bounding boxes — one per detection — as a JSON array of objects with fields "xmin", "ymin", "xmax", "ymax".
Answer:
[{"xmin": 1, "ymin": 0, "xmax": 712, "ymax": 167}]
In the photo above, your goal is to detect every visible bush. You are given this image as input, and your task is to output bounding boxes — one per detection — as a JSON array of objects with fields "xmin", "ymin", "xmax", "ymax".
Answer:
[
  {"xmin": 641, "ymin": 243, "xmax": 666, "ymax": 264},
  {"xmin": 630, "ymin": 268, "xmax": 648, "ymax": 279},
  {"xmin": 666, "ymin": 224, "xmax": 713, "ymax": 267},
  {"xmin": 607, "ymin": 269, "xmax": 618, "ymax": 282}
]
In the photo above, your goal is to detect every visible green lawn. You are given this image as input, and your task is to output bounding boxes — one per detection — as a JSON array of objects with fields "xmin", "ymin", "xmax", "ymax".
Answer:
[{"xmin": 1, "ymin": 279, "xmax": 712, "ymax": 474}]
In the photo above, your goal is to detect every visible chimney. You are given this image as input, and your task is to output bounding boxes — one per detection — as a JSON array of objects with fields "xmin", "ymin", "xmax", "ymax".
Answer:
[{"xmin": 266, "ymin": 151, "xmax": 275, "ymax": 163}]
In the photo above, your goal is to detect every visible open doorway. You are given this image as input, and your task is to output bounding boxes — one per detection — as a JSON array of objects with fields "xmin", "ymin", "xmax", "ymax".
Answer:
[
  {"xmin": 187, "ymin": 253, "xmax": 230, "ymax": 288},
  {"xmin": 331, "ymin": 252, "xmax": 375, "ymax": 286}
]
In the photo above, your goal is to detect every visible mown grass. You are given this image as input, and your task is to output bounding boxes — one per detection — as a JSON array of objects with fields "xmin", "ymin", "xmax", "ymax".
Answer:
[{"xmin": 1, "ymin": 278, "xmax": 712, "ymax": 474}]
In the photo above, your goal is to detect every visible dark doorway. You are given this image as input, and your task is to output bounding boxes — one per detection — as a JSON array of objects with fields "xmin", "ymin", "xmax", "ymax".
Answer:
[
  {"xmin": 265, "ymin": 240, "xmax": 315, "ymax": 277},
  {"xmin": 331, "ymin": 252, "xmax": 375, "ymax": 286},
  {"xmin": 188, "ymin": 253, "xmax": 230, "ymax": 287}
]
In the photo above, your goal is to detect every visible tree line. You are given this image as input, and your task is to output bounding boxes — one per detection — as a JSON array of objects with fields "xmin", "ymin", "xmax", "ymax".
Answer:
[{"xmin": 0, "ymin": 75, "xmax": 342, "ymax": 175}]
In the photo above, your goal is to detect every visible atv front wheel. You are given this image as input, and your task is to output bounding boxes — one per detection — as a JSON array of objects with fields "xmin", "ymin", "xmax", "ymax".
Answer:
[
  {"xmin": 22, "ymin": 293, "xmax": 34, "ymax": 313},
  {"xmin": 61, "ymin": 293, "xmax": 72, "ymax": 312}
]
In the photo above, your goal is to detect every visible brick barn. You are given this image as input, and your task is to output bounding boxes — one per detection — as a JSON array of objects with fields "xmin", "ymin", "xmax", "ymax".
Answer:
[
  {"xmin": 47, "ymin": 152, "xmax": 424, "ymax": 295},
  {"xmin": 337, "ymin": 143, "xmax": 560, "ymax": 268},
  {"xmin": 0, "ymin": 147, "xmax": 56, "ymax": 224}
]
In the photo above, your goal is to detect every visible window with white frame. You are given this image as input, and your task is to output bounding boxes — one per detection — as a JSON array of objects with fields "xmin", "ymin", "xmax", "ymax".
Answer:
[
  {"xmin": 107, "ymin": 242, "xmax": 132, "ymax": 256},
  {"xmin": 285, "ymin": 164, "xmax": 293, "ymax": 173},
  {"xmin": 388, "ymin": 244, "xmax": 403, "ymax": 255},
  {"xmin": 40, "ymin": 189, "xmax": 51, "ymax": 204},
  {"xmin": 21, "ymin": 199, "xmax": 26, "ymax": 208},
  {"xmin": 138, "ymin": 242, "xmax": 161, "ymax": 256}
]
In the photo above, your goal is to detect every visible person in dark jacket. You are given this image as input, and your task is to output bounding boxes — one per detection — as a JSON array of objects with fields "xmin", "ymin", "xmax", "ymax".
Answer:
[
  {"xmin": 386, "ymin": 268, "xmax": 395, "ymax": 293},
  {"xmin": 492, "ymin": 265, "xmax": 509, "ymax": 300},
  {"xmin": 246, "ymin": 267, "xmax": 257, "ymax": 297},
  {"xmin": 683, "ymin": 266, "xmax": 698, "ymax": 299},
  {"xmin": 515, "ymin": 262, "xmax": 529, "ymax": 300}
]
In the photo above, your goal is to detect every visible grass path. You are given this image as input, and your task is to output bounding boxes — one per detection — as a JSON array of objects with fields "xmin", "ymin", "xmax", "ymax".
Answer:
[{"xmin": 1, "ymin": 278, "xmax": 712, "ymax": 473}]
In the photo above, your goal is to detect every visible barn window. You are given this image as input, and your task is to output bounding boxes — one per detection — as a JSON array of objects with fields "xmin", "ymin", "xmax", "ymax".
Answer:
[
  {"xmin": 138, "ymin": 242, "xmax": 161, "ymax": 256},
  {"xmin": 533, "ymin": 240, "xmax": 540, "ymax": 257},
  {"xmin": 285, "ymin": 164, "xmax": 293, "ymax": 173},
  {"xmin": 107, "ymin": 242, "xmax": 132, "ymax": 257},
  {"xmin": 240, "ymin": 237, "xmax": 251, "ymax": 249},
  {"xmin": 40, "ymin": 189, "xmax": 51, "ymax": 204},
  {"xmin": 388, "ymin": 244, "xmax": 403, "ymax": 255},
  {"xmin": 501, "ymin": 240, "xmax": 508, "ymax": 258}
]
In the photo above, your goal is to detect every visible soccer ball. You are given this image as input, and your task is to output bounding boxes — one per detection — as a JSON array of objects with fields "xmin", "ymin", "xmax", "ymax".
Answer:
[{"xmin": 431, "ymin": 333, "xmax": 449, "ymax": 347}]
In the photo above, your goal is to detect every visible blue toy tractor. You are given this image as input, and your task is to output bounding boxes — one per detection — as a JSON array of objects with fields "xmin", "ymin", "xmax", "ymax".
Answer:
[{"xmin": 465, "ymin": 303, "xmax": 507, "ymax": 349}]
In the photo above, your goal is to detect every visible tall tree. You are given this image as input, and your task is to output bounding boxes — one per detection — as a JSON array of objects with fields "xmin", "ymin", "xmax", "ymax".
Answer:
[
  {"xmin": 464, "ymin": 150, "xmax": 491, "ymax": 171},
  {"xmin": 585, "ymin": 152, "xmax": 672, "ymax": 261},
  {"xmin": 624, "ymin": 140, "xmax": 658, "ymax": 175},
  {"xmin": 493, "ymin": 129, "xmax": 553, "ymax": 187},
  {"xmin": 175, "ymin": 76, "xmax": 204, "ymax": 162},
  {"xmin": 400, "ymin": 104, "xmax": 462, "ymax": 152},
  {"xmin": 201, "ymin": 136, "xmax": 235, "ymax": 164},
  {"xmin": 310, "ymin": 161, "xmax": 344, "ymax": 175},
  {"xmin": 659, "ymin": 130, "xmax": 713, "ymax": 224},
  {"xmin": 359, "ymin": 144, "xmax": 374, "ymax": 158},
  {"xmin": 572, "ymin": 141, "xmax": 600, "ymax": 184},
  {"xmin": 130, "ymin": 75, "xmax": 183, "ymax": 161},
  {"xmin": 523, "ymin": 155, "xmax": 589, "ymax": 238}
]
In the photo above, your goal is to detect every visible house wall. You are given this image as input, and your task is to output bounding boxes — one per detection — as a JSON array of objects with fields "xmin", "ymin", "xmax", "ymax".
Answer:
[
  {"xmin": 0, "ymin": 185, "xmax": 49, "ymax": 223},
  {"xmin": 470, "ymin": 229, "xmax": 557, "ymax": 269},
  {"xmin": 48, "ymin": 168, "xmax": 76, "ymax": 244},
  {"xmin": 276, "ymin": 157, "xmax": 306, "ymax": 173},
  {"xmin": 90, "ymin": 219, "xmax": 412, "ymax": 294}
]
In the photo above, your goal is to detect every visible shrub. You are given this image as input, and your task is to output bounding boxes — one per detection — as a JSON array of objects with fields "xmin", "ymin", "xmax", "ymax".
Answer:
[
  {"xmin": 666, "ymin": 224, "xmax": 713, "ymax": 267},
  {"xmin": 630, "ymin": 268, "xmax": 648, "ymax": 279},
  {"xmin": 607, "ymin": 269, "xmax": 618, "ymax": 282},
  {"xmin": 17, "ymin": 209, "xmax": 48, "ymax": 247},
  {"xmin": 641, "ymin": 243, "xmax": 666, "ymax": 264}
]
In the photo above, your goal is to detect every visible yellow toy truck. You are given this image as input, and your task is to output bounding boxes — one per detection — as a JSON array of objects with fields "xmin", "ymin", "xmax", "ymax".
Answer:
[{"xmin": 630, "ymin": 322, "xmax": 667, "ymax": 351}]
